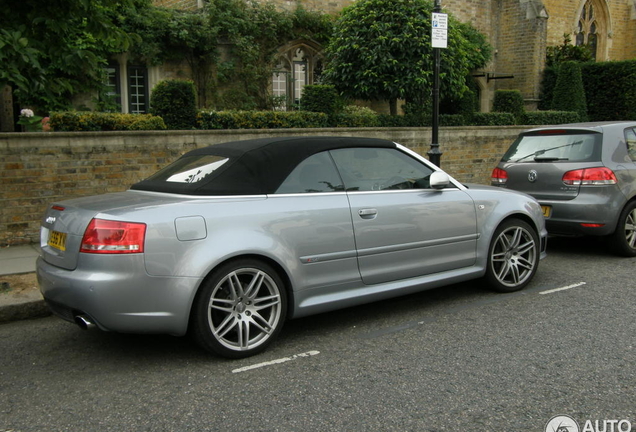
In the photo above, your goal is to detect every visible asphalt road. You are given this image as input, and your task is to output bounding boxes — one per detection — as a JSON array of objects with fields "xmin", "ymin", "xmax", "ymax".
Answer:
[{"xmin": 1, "ymin": 236, "xmax": 635, "ymax": 432}]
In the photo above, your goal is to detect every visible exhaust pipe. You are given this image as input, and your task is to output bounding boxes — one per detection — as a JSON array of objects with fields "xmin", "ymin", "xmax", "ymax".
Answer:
[{"xmin": 74, "ymin": 315, "xmax": 96, "ymax": 330}]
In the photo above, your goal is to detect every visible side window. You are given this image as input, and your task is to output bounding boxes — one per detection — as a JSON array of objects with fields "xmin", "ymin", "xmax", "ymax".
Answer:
[
  {"xmin": 329, "ymin": 148, "xmax": 435, "ymax": 191},
  {"xmin": 275, "ymin": 152, "xmax": 344, "ymax": 194},
  {"xmin": 625, "ymin": 128, "xmax": 636, "ymax": 162}
]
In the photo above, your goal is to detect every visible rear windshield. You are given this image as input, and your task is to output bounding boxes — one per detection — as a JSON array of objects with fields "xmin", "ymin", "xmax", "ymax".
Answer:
[
  {"xmin": 501, "ymin": 131, "xmax": 602, "ymax": 163},
  {"xmin": 143, "ymin": 155, "xmax": 230, "ymax": 184}
]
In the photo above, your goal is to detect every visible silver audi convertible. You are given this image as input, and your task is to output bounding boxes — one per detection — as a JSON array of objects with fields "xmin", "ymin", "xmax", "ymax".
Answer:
[{"xmin": 37, "ymin": 136, "xmax": 547, "ymax": 358}]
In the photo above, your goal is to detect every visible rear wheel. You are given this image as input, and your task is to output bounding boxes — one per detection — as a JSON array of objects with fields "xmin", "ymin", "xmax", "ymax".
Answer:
[
  {"xmin": 191, "ymin": 259, "xmax": 287, "ymax": 358},
  {"xmin": 610, "ymin": 201, "xmax": 636, "ymax": 257},
  {"xmin": 486, "ymin": 219, "xmax": 540, "ymax": 293}
]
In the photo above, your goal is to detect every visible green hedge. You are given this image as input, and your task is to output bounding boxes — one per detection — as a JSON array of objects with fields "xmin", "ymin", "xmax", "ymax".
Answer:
[
  {"xmin": 49, "ymin": 112, "xmax": 167, "ymax": 131},
  {"xmin": 197, "ymin": 110, "xmax": 329, "ymax": 129},
  {"xmin": 521, "ymin": 111, "xmax": 580, "ymax": 125},
  {"xmin": 470, "ymin": 112, "xmax": 516, "ymax": 126},
  {"xmin": 301, "ymin": 85, "xmax": 342, "ymax": 116},
  {"xmin": 150, "ymin": 80, "xmax": 198, "ymax": 129},
  {"xmin": 582, "ymin": 60, "xmax": 636, "ymax": 121},
  {"xmin": 492, "ymin": 90, "xmax": 525, "ymax": 122}
]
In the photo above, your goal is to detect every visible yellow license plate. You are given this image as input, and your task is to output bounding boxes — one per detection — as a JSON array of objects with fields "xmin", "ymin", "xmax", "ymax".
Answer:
[
  {"xmin": 541, "ymin": 206, "xmax": 552, "ymax": 218},
  {"xmin": 48, "ymin": 230, "xmax": 67, "ymax": 251}
]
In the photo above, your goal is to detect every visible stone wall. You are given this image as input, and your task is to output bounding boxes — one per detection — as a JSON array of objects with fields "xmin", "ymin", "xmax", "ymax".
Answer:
[{"xmin": 0, "ymin": 127, "xmax": 525, "ymax": 246}]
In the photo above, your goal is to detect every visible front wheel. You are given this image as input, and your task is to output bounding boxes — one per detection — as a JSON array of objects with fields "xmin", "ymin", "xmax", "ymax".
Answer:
[
  {"xmin": 609, "ymin": 201, "xmax": 636, "ymax": 257},
  {"xmin": 486, "ymin": 219, "xmax": 540, "ymax": 293},
  {"xmin": 191, "ymin": 259, "xmax": 287, "ymax": 359}
]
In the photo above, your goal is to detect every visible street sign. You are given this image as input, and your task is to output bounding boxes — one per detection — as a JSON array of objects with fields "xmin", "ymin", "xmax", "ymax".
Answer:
[{"xmin": 431, "ymin": 12, "xmax": 448, "ymax": 49}]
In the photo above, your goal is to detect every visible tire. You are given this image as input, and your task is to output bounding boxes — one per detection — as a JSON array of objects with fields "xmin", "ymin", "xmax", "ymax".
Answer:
[
  {"xmin": 485, "ymin": 219, "xmax": 540, "ymax": 293},
  {"xmin": 609, "ymin": 201, "xmax": 636, "ymax": 257},
  {"xmin": 191, "ymin": 259, "xmax": 287, "ymax": 359}
]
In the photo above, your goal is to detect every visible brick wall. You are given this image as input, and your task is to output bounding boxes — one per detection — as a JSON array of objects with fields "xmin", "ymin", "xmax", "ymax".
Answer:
[{"xmin": 0, "ymin": 127, "xmax": 524, "ymax": 246}]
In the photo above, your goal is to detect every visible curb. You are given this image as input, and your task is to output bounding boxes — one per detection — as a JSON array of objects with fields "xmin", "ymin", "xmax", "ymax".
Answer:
[{"xmin": 0, "ymin": 298, "xmax": 51, "ymax": 324}]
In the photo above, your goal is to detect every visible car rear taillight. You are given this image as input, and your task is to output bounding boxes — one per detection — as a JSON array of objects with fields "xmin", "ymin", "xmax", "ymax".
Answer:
[
  {"xmin": 81, "ymin": 218, "xmax": 146, "ymax": 254},
  {"xmin": 562, "ymin": 167, "xmax": 617, "ymax": 186},
  {"xmin": 491, "ymin": 167, "xmax": 508, "ymax": 185}
]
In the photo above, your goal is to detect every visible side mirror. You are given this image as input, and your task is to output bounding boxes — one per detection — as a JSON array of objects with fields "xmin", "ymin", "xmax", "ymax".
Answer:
[{"xmin": 430, "ymin": 171, "xmax": 450, "ymax": 190}]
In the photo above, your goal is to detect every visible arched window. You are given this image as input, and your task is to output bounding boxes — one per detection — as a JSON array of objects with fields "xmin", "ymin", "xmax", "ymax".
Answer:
[
  {"xmin": 575, "ymin": 0, "xmax": 608, "ymax": 60},
  {"xmin": 272, "ymin": 41, "xmax": 324, "ymax": 110}
]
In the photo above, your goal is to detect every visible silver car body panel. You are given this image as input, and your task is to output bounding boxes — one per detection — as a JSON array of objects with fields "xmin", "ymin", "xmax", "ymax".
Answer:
[{"xmin": 38, "ymin": 141, "xmax": 547, "ymax": 336}]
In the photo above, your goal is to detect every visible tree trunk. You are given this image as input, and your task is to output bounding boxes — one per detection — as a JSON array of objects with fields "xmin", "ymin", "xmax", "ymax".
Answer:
[
  {"xmin": 389, "ymin": 98, "xmax": 398, "ymax": 116},
  {"xmin": 1, "ymin": 85, "xmax": 15, "ymax": 132}
]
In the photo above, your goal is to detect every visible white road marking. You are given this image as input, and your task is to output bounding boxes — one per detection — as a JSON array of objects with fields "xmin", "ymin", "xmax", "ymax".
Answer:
[
  {"xmin": 539, "ymin": 282, "xmax": 587, "ymax": 295},
  {"xmin": 232, "ymin": 350, "xmax": 320, "ymax": 374}
]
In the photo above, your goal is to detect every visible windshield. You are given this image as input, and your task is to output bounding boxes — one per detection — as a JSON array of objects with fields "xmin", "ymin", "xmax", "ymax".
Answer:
[{"xmin": 502, "ymin": 132, "xmax": 601, "ymax": 163}]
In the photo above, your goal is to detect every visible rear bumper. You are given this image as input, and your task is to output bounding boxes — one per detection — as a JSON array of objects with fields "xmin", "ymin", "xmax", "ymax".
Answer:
[
  {"xmin": 538, "ymin": 189, "xmax": 624, "ymax": 236},
  {"xmin": 36, "ymin": 255, "xmax": 202, "ymax": 336}
]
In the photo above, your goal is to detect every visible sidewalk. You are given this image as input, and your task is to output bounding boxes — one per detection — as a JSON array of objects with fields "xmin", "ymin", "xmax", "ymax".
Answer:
[{"xmin": 0, "ymin": 244, "xmax": 50, "ymax": 323}]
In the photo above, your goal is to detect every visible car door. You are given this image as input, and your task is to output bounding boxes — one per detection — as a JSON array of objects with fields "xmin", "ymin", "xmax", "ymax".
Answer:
[{"xmin": 329, "ymin": 147, "xmax": 478, "ymax": 285}]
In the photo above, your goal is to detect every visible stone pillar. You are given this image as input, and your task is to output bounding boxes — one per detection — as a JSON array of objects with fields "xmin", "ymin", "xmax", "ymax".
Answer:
[{"xmin": 1, "ymin": 85, "xmax": 15, "ymax": 132}]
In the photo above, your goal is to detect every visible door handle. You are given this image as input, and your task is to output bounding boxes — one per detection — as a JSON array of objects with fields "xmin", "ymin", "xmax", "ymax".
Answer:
[{"xmin": 358, "ymin": 208, "xmax": 378, "ymax": 219}]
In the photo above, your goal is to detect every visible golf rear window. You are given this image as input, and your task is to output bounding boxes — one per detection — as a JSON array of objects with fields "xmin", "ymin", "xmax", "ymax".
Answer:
[{"xmin": 502, "ymin": 131, "xmax": 602, "ymax": 163}]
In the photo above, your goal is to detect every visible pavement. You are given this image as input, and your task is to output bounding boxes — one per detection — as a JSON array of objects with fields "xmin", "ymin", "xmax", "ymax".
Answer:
[{"xmin": 0, "ymin": 244, "xmax": 51, "ymax": 323}]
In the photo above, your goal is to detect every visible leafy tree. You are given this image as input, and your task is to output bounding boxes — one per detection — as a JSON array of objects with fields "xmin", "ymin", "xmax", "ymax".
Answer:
[
  {"xmin": 323, "ymin": 0, "xmax": 491, "ymax": 115},
  {"xmin": 0, "ymin": 0, "xmax": 151, "ymax": 112},
  {"xmin": 546, "ymin": 34, "xmax": 594, "ymax": 68}
]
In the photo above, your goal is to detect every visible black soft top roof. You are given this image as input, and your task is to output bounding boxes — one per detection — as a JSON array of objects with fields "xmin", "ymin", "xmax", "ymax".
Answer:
[{"xmin": 131, "ymin": 136, "xmax": 397, "ymax": 195}]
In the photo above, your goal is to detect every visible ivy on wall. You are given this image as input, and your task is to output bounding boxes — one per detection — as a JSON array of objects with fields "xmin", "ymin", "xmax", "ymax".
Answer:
[{"xmin": 122, "ymin": 0, "xmax": 334, "ymax": 110}]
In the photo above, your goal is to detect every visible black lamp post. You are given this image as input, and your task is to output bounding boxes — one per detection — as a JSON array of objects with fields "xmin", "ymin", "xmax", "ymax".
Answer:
[{"xmin": 427, "ymin": 0, "xmax": 443, "ymax": 167}]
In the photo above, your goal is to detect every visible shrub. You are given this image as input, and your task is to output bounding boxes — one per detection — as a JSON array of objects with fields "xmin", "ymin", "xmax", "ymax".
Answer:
[
  {"xmin": 48, "ymin": 112, "xmax": 166, "ymax": 131},
  {"xmin": 301, "ymin": 85, "xmax": 342, "ymax": 115},
  {"xmin": 582, "ymin": 60, "xmax": 636, "ymax": 121},
  {"xmin": 197, "ymin": 110, "xmax": 329, "ymax": 129},
  {"xmin": 471, "ymin": 112, "xmax": 516, "ymax": 126},
  {"xmin": 492, "ymin": 90, "xmax": 525, "ymax": 123},
  {"xmin": 150, "ymin": 80, "xmax": 197, "ymax": 129},
  {"xmin": 521, "ymin": 111, "xmax": 579, "ymax": 125},
  {"xmin": 551, "ymin": 61, "xmax": 588, "ymax": 121},
  {"xmin": 330, "ymin": 105, "xmax": 379, "ymax": 127}
]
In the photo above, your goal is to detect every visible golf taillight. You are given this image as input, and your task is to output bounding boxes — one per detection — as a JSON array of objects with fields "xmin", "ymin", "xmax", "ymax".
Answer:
[
  {"xmin": 81, "ymin": 218, "xmax": 146, "ymax": 254},
  {"xmin": 562, "ymin": 167, "xmax": 617, "ymax": 186},
  {"xmin": 491, "ymin": 167, "xmax": 508, "ymax": 185}
]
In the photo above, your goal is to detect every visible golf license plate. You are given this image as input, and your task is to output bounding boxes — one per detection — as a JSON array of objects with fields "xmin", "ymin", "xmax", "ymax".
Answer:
[
  {"xmin": 48, "ymin": 230, "xmax": 67, "ymax": 251},
  {"xmin": 541, "ymin": 205, "xmax": 551, "ymax": 218}
]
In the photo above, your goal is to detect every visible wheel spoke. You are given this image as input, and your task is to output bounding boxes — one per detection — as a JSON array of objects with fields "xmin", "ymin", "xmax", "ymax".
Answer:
[
  {"xmin": 214, "ymin": 314, "xmax": 238, "ymax": 339},
  {"xmin": 244, "ymin": 271, "xmax": 265, "ymax": 299},
  {"xmin": 250, "ymin": 312, "xmax": 274, "ymax": 335},
  {"xmin": 210, "ymin": 298, "xmax": 234, "ymax": 312},
  {"xmin": 253, "ymin": 294, "xmax": 281, "ymax": 310},
  {"xmin": 227, "ymin": 272, "xmax": 243, "ymax": 299}
]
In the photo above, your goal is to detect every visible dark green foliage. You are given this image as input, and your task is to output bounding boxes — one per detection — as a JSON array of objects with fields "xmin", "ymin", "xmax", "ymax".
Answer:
[
  {"xmin": 551, "ymin": 61, "xmax": 588, "ymax": 122},
  {"xmin": 49, "ymin": 112, "xmax": 166, "ymax": 131},
  {"xmin": 301, "ymin": 85, "xmax": 342, "ymax": 115},
  {"xmin": 546, "ymin": 34, "xmax": 594, "ymax": 68},
  {"xmin": 323, "ymin": 0, "xmax": 491, "ymax": 113},
  {"xmin": 581, "ymin": 61, "xmax": 636, "ymax": 121},
  {"xmin": 0, "ymin": 0, "xmax": 151, "ymax": 112},
  {"xmin": 521, "ymin": 111, "xmax": 579, "ymax": 125},
  {"xmin": 150, "ymin": 80, "xmax": 197, "ymax": 130},
  {"xmin": 329, "ymin": 106, "xmax": 379, "ymax": 127},
  {"xmin": 538, "ymin": 66, "xmax": 558, "ymax": 111},
  {"xmin": 492, "ymin": 90, "xmax": 525, "ymax": 123},
  {"xmin": 197, "ymin": 110, "xmax": 329, "ymax": 129},
  {"xmin": 471, "ymin": 113, "xmax": 516, "ymax": 126}
]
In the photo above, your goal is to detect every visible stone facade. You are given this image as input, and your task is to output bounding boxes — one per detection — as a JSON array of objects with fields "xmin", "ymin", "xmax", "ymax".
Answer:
[{"xmin": 0, "ymin": 127, "xmax": 523, "ymax": 246}]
